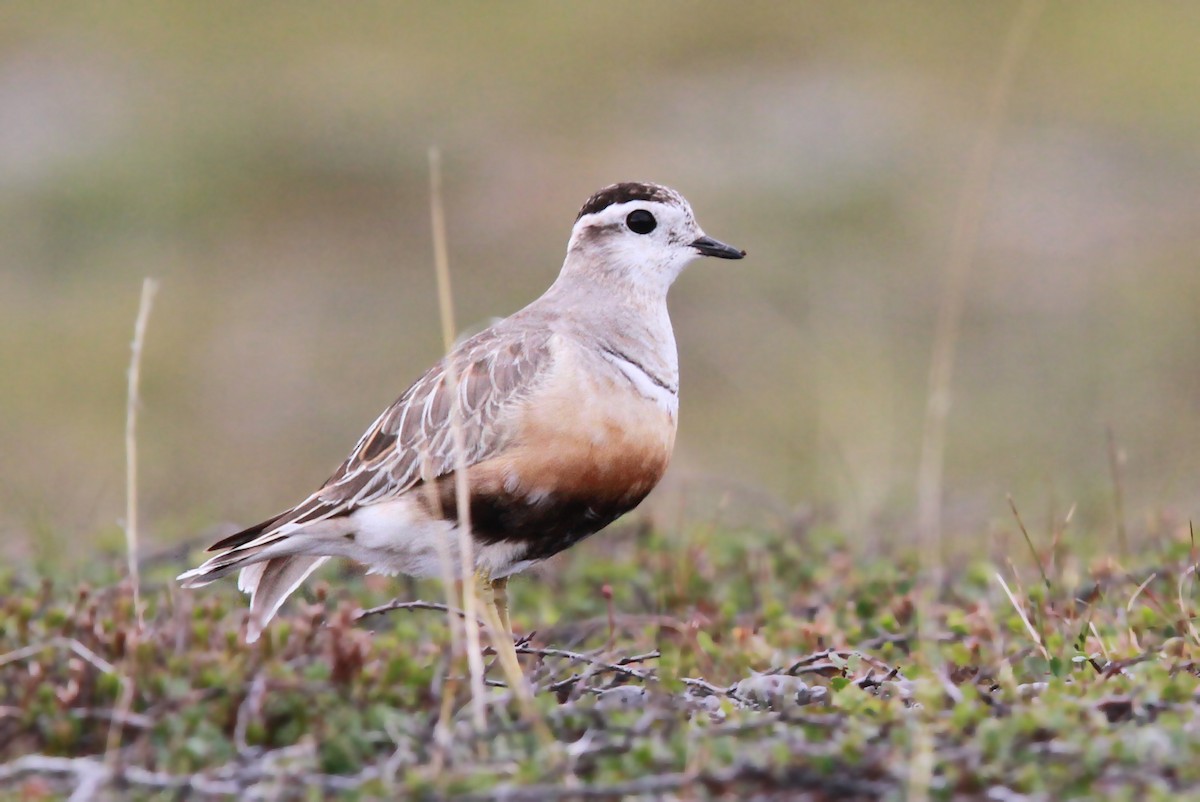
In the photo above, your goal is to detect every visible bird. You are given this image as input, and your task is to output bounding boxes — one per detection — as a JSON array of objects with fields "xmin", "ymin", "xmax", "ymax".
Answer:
[{"xmin": 178, "ymin": 181, "xmax": 745, "ymax": 673}]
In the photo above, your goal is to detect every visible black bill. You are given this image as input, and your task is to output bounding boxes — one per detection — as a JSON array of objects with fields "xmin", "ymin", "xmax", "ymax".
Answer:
[{"xmin": 691, "ymin": 235, "xmax": 746, "ymax": 260}]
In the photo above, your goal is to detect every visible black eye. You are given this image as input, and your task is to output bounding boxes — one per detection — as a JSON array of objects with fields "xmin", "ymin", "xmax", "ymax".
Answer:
[{"xmin": 626, "ymin": 209, "xmax": 657, "ymax": 235}]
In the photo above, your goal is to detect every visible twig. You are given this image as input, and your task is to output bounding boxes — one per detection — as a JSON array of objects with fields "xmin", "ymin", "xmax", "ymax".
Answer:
[
  {"xmin": 540, "ymin": 650, "xmax": 661, "ymax": 695},
  {"xmin": 67, "ymin": 760, "xmax": 107, "ymax": 802},
  {"xmin": 480, "ymin": 771, "xmax": 700, "ymax": 801},
  {"xmin": 680, "ymin": 677, "xmax": 731, "ymax": 697},
  {"xmin": 464, "ymin": 760, "xmax": 890, "ymax": 801},
  {"xmin": 510, "ymin": 644, "xmax": 735, "ymax": 702},
  {"xmin": 70, "ymin": 708, "xmax": 155, "ymax": 730},
  {"xmin": 234, "ymin": 673, "xmax": 268, "ymax": 757},
  {"xmin": 0, "ymin": 753, "xmax": 389, "ymax": 797},
  {"xmin": 0, "ymin": 637, "xmax": 117, "ymax": 674},
  {"xmin": 616, "ymin": 650, "xmax": 661, "ymax": 666},
  {"xmin": 354, "ymin": 598, "xmax": 480, "ymax": 624},
  {"xmin": 704, "ymin": 711, "xmax": 843, "ymax": 738},
  {"xmin": 516, "ymin": 644, "xmax": 655, "ymax": 683}
]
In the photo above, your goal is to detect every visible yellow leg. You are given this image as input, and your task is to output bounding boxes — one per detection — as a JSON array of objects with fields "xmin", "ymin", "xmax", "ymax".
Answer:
[
  {"xmin": 475, "ymin": 571, "xmax": 523, "ymax": 688},
  {"xmin": 472, "ymin": 571, "xmax": 556, "ymax": 749},
  {"xmin": 491, "ymin": 576, "xmax": 512, "ymax": 641}
]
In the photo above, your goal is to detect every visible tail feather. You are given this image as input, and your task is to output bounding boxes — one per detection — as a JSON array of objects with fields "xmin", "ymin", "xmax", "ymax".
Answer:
[
  {"xmin": 207, "ymin": 513, "xmax": 285, "ymax": 552},
  {"xmin": 242, "ymin": 556, "xmax": 330, "ymax": 642},
  {"xmin": 178, "ymin": 546, "xmax": 331, "ymax": 642},
  {"xmin": 178, "ymin": 516, "xmax": 351, "ymax": 641},
  {"xmin": 177, "ymin": 542, "xmax": 270, "ymax": 587}
]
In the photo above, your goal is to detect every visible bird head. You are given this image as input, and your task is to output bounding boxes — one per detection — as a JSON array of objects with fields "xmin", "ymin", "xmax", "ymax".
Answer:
[{"xmin": 563, "ymin": 182, "xmax": 745, "ymax": 295}]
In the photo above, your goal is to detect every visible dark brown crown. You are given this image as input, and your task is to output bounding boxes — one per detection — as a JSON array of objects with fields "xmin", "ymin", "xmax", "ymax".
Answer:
[{"xmin": 576, "ymin": 182, "xmax": 676, "ymax": 220}]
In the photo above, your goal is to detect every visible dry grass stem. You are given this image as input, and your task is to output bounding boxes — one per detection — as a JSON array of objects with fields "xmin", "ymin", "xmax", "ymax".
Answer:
[
  {"xmin": 1088, "ymin": 621, "xmax": 1112, "ymax": 661},
  {"xmin": 1126, "ymin": 572, "xmax": 1157, "ymax": 613},
  {"xmin": 914, "ymin": 0, "xmax": 1046, "ymax": 578},
  {"xmin": 1009, "ymin": 495, "xmax": 1051, "ymax": 591},
  {"xmin": 1106, "ymin": 426, "xmax": 1128, "ymax": 558},
  {"xmin": 910, "ymin": 5, "xmax": 1045, "ymax": 791},
  {"xmin": 105, "ymin": 277, "xmax": 159, "ymax": 780},
  {"xmin": 1125, "ymin": 571, "xmax": 1157, "ymax": 652},
  {"xmin": 1049, "ymin": 502, "xmax": 1076, "ymax": 576},
  {"xmin": 124, "ymin": 277, "xmax": 158, "ymax": 630},
  {"xmin": 427, "ymin": 147, "xmax": 487, "ymax": 733},
  {"xmin": 905, "ymin": 721, "xmax": 935, "ymax": 802},
  {"xmin": 1185, "ymin": 522, "xmax": 1200, "ymax": 646},
  {"xmin": 428, "ymin": 151, "xmax": 548, "ymax": 746},
  {"xmin": 1176, "ymin": 563, "xmax": 1200, "ymax": 646},
  {"xmin": 103, "ymin": 674, "xmax": 134, "ymax": 772},
  {"xmin": 994, "ymin": 571, "xmax": 1049, "ymax": 661}
]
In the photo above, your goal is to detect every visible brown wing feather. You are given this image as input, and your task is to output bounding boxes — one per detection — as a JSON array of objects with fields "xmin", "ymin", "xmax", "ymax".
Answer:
[{"xmin": 209, "ymin": 321, "xmax": 555, "ymax": 552}]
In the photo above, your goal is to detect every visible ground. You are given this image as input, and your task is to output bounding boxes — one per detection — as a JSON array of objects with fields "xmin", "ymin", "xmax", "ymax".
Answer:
[{"xmin": 2, "ymin": 518, "xmax": 1199, "ymax": 800}]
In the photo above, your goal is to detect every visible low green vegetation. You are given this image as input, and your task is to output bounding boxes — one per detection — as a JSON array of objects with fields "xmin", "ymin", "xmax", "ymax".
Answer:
[{"xmin": 2, "ymin": 520, "xmax": 1198, "ymax": 799}]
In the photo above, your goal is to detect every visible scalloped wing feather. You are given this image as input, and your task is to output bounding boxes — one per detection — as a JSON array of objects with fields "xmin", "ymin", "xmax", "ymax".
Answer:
[{"xmin": 201, "ymin": 322, "xmax": 555, "ymax": 558}]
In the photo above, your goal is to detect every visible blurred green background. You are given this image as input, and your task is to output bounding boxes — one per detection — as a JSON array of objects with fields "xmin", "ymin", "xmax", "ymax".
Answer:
[{"xmin": 3, "ymin": 2, "xmax": 1198, "ymax": 565}]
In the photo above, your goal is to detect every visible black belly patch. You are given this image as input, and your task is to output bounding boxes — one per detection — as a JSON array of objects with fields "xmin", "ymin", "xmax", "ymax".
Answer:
[{"xmin": 418, "ymin": 480, "xmax": 651, "ymax": 563}]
